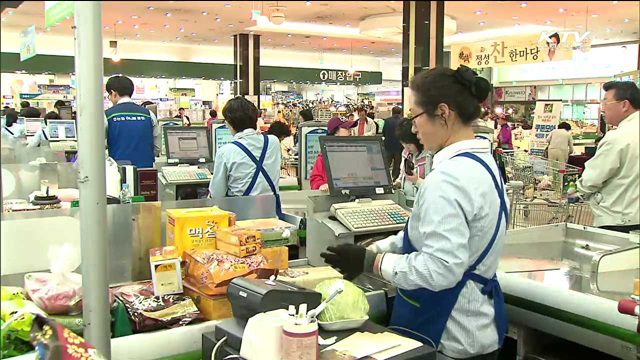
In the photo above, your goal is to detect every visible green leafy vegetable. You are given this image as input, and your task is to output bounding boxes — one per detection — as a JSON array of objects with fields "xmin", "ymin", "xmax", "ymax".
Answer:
[{"xmin": 315, "ymin": 279, "xmax": 369, "ymax": 322}]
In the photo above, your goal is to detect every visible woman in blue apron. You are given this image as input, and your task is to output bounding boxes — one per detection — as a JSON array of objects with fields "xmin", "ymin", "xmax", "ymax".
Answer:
[
  {"xmin": 208, "ymin": 96, "xmax": 284, "ymax": 219},
  {"xmin": 321, "ymin": 66, "xmax": 507, "ymax": 360}
]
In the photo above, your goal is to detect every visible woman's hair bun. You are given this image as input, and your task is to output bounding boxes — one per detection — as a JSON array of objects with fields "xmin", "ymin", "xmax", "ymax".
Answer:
[{"xmin": 454, "ymin": 65, "xmax": 491, "ymax": 103}]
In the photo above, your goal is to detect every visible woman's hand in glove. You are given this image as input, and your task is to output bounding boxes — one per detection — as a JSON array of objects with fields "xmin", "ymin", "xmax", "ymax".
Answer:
[{"xmin": 320, "ymin": 244, "xmax": 376, "ymax": 281}]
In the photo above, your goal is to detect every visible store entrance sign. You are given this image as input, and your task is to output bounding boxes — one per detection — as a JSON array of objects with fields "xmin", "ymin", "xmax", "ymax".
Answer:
[
  {"xmin": 319, "ymin": 70, "xmax": 362, "ymax": 82},
  {"xmin": 19, "ymin": 25, "xmax": 36, "ymax": 62},
  {"xmin": 538, "ymin": 31, "xmax": 591, "ymax": 44},
  {"xmin": 503, "ymin": 87, "xmax": 526, "ymax": 101},
  {"xmin": 44, "ymin": 1, "xmax": 74, "ymax": 28}
]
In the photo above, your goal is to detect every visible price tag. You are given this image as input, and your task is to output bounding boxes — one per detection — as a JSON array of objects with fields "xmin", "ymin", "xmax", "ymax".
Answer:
[{"xmin": 375, "ymin": 188, "xmax": 384, "ymax": 194}]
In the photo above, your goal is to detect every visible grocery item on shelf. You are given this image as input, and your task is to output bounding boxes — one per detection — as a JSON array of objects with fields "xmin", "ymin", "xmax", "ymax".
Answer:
[
  {"xmin": 235, "ymin": 218, "xmax": 298, "ymax": 247},
  {"xmin": 182, "ymin": 249, "xmax": 267, "ymax": 296},
  {"xmin": 166, "ymin": 206, "xmax": 232, "ymax": 258},
  {"xmin": 149, "ymin": 246, "xmax": 183, "ymax": 296},
  {"xmin": 216, "ymin": 240, "xmax": 262, "ymax": 258},
  {"xmin": 217, "ymin": 227, "xmax": 262, "ymax": 246},
  {"xmin": 182, "ymin": 283, "xmax": 232, "ymax": 321},
  {"xmin": 113, "ymin": 282, "xmax": 202, "ymax": 332}
]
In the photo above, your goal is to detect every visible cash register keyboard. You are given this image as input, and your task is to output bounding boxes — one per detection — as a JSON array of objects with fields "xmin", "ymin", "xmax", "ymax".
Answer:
[
  {"xmin": 331, "ymin": 200, "xmax": 410, "ymax": 233},
  {"xmin": 162, "ymin": 166, "xmax": 212, "ymax": 184}
]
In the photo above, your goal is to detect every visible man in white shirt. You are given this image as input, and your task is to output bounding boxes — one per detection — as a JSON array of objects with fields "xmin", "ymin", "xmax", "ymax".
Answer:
[
  {"xmin": 577, "ymin": 81, "xmax": 639, "ymax": 233},
  {"xmin": 352, "ymin": 107, "xmax": 377, "ymax": 136}
]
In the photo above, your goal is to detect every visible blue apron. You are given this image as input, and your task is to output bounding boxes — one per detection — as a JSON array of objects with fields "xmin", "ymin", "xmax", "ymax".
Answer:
[
  {"xmin": 232, "ymin": 134, "xmax": 284, "ymax": 220},
  {"xmin": 389, "ymin": 152, "xmax": 508, "ymax": 350}
]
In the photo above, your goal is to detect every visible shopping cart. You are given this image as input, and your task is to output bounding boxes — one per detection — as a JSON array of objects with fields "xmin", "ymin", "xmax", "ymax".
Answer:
[
  {"xmin": 506, "ymin": 181, "xmax": 572, "ymax": 229},
  {"xmin": 567, "ymin": 202, "xmax": 595, "ymax": 226},
  {"xmin": 281, "ymin": 156, "xmax": 299, "ymax": 177}
]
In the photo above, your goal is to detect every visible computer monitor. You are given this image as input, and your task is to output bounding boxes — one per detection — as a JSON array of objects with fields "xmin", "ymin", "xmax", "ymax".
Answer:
[
  {"xmin": 58, "ymin": 106, "xmax": 73, "ymax": 120},
  {"xmin": 164, "ymin": 126, "xmax": 212, "ymax": 164},
  {"xmin": 16, "ymin": 116, "xmax": 25, "ymax": 125},
  {"xmin": 210, "ymin": 122, "xmax": 234, "ymax": 159},
  {"xmin": 320, "ymin": 136, "xmax": 393, "ymax": 197},
  {"xmin": 145, "ymin": 104, "xmax": 158, "ymax": 118},
  {"xmin": 24, "ymin": 118, "xmax": 44, "ymax": 136},
  {"xmin": 47, "ymin": 120, "xmax": 77, "ymax": 141}
]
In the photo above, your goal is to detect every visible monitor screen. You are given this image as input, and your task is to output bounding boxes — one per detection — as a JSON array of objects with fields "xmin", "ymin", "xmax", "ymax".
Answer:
[
  {"xmin": 25, "ymin": 118, "xmax": 43, "ymax": 136},
  {"xmin": 164, "ymin": 126, "xmax": 211, "ymax": 163},
  {"xmin": 320, "ymin": 136, "xmax": 393, "ymax": 196},
  {"xmin": 16, "ymin": 117, "xmax": 25, "ymax": 125},
  {"xmin": 47, "ymin": 120, "xmax": 77, "ymax": 141}
]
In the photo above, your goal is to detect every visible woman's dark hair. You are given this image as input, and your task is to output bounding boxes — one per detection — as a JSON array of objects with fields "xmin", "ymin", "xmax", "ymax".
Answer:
[
  {"xmin": 44, "ymin": 111, "xmax": 61, "ymax": 121},
  {"xmin": 54, "ymin": 100, "xmax": 67, "ymax": 109},
  {"xmin": 22, "ymin": 107, "xmax": 42, "ymax": 118},
  {"xmin": 548, "ymin": 32, "xmax": 561, "ymax": 45},
  {"xmin": 140, "ymin": 101, "xmax": 154, "ymax": 107},
  {"xmin": 299, "ymin": 108, "xmax": 314, "ymax": 122},
  {"xmin": 178, "ymin": 107, "xmax": 186, "ymax": 111},
  {"xmin": 267, "ymin": 121, "xmax": 292, "ymax": 139},
  {"xmin": 367, "ymin": 112, "xmax": 375, "ymax": 120},
  {"xmin": 209, "ymin": 109, "xmax": 218, "ymax": 118},
  {"xmin": 409, "ymin": 66, "xmax": 491, "ymax": 125},
  {"xmin": 222, "ymin": 96, "xmax": 259, "ymax": 132},
  {"xmin": 395, "ymin": 118, "xmax": 424, "ymax": 153},
  {"xmin": 105, "ymin": 76, "xmax": 134, "ymax": 97},
  {"xmin": 558, "ymin": 121, "xmax": 571, "ymax": 131},
  {"xmin": 5, "ymin": 110, "xmax": 18, "ymax": 127},
  {"xmin": 603, "ymin": 81, "xmax": 640, "ymax": 109},
  {"xmin": 20, "ymin": 101, "xmax": 30, "ymax": 109}
]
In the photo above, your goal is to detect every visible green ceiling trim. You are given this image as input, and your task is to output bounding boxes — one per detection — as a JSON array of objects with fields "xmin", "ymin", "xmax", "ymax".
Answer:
[{"xmin": 1, "ymin": 52, "xmax": 382, "ymax": 85}]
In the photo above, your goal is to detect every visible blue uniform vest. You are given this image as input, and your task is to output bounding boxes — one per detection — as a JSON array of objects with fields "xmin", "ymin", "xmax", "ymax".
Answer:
[{"xmin": 105, "ymin": 102, "xmax": 155, "ymax": 168}]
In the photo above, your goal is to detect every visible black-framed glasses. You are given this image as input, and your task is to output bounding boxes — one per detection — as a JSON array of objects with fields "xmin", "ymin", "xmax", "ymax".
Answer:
[{"xmin": 410, "ymin": 111, "xmax": 426, "ymax": 122}]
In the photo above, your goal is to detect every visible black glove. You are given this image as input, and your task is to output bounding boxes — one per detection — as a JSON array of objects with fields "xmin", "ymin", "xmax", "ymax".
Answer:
[{"xmin": 320, "ymin": 244, "xmax": 367, "ymax": 281}]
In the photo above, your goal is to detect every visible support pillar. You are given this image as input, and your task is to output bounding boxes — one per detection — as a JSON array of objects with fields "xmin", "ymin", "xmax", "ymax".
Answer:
[{"xmin": 234, "ymin": 33, "xmax": 261, "ymax": 96}]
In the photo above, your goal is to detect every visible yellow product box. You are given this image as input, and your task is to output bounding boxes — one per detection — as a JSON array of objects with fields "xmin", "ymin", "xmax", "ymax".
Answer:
[
  {"xmin": 166, "ymin": 207, "xmax": 231, "ymax": 257},
  {"xmin": 217, "ymin": 227, "xmax": 262, "ymax": 246},
  {"xmin": 216, "ymin": 240, "xmax": 262, "ymax": 258},
  {"xmin": 183, "ymin": 282, "xmax": 233, "ymax": 321},
  {"xmin": 149, "ymin": 246, "xmax": 183, "ymax": 296}
]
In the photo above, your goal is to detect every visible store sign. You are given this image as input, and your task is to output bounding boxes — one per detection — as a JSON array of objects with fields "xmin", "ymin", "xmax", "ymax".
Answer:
[
  {"xmin": 319, "ymin": 70, "xmax": 362, "ymax": 83},
  {"xmin": 38, "ymin": 84, "xmax": 72, "ymax": 95},
  {"xmin": 304, "ymin": 128, "xmax": 328, "ymax": 179},
  {"xmin": 538, "ymin": 31, "xmax": 591, "ymax": 44},
  {"xmin": 530, "ymin": 101, "xmax": 562, "ymax": 156},
  {"xmin": 135, "ymin": 84, "xmax": 145, "ymax": 95},
  {"xmin": 168, "ymin": 88, "xmax": 195, "ymax": 97},
  {"xmin": 19, "ymin": 25, "xmax": 36, "ymax": 62},
  {"xmin": 451, "ymin": 35, "xmax": 573, "ymax": 69},
  {"xmin": 503, "ymin": 87, "xmax": 526, "ymax": 101},
  {"xmin": 44, "ymin": 1, "xmax": 74, "ymax": 28}
]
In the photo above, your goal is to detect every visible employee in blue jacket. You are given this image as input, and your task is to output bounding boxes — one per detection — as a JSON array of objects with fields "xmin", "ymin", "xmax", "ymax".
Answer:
[
  {"xmin": 104, "ymin": 76, "xmax": 161, "ymax": 168},
  {"xmin": 321, "ymin": 66, "xmax": 507, "ymax": 359}
]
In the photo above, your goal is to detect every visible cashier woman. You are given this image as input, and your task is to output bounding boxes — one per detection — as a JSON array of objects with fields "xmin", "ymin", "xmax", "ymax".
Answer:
[
  {"xmin": 322, "ymin": 66, "xmax": 507, "ymax": 360},
  {"xmin": 208, "ymin": 96, "xmax": 284, "ymax": 218}
]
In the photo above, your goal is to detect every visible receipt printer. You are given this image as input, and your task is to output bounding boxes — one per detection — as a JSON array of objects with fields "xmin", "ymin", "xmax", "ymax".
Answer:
[{"xmin": 227, "ymin": 277, "xmax": 322, "ymax": 321}]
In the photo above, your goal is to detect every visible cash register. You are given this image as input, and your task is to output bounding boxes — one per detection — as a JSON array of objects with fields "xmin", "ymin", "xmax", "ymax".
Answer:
[
  {"xmin": 158, "ymin": 126, "xmax": 213, "ymax": 200},
  {"xmin": 320, "ymin": 136, "xmax": 410, "ymax": 233},
  {"xmin": 47, "ymin": 120, "xmax": 78, "ymax": 156}
]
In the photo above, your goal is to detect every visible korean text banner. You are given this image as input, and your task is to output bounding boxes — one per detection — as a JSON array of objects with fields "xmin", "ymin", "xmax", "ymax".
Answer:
[
  {"xmin": 530, "ymin": 101, "xmax": 562, "ymax": 157},
  {"xmin": 451, "ymin": 35, "xmax": 573, "ymax": 69}
]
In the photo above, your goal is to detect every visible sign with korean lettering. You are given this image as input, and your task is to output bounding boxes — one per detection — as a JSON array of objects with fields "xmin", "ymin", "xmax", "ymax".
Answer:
[
  {"xmin": 530, "ymin": 101, "xmax": 562, "ymax": 157},
  {"xmin": 503, "ymin": 87, "xmax": 526, "ymax": 101},
  {"xmin": 304, "ymin": 128, "xmax": 328, "ymax": 179},
  {"xmin": 319, "ymin": 70, "xmax": 362, "ymax": 83},
  {"xmin": 451, "ymin": 35, "xmax": 574, "ymax": 69},
  {"xmin": 45, "ymin": 1, "xmax": 74, "ymax": 28},
  {"xmin": 168, "ymin": 88, "xmax": 195, "ymax": 97},
  {"xmin": 38, "ymin": 84, "xmax": 72, "ymax": 95},
  {"xmin": 20, "ymin": 25, "xmax": 36, "ymax": 62}
]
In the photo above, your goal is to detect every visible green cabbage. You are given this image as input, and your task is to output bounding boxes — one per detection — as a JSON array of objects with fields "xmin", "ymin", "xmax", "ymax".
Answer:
[{"xmin": 315, "ymin": 279, "xmax": 369, "ymax": 322}]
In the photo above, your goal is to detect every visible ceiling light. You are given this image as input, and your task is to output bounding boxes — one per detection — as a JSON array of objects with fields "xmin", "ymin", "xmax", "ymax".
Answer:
[
  {"xmin": 333, "ymin": 43, "xmax": 337, "ymax": 46},
  {"xmin": 132, "ymin": 15, "xmax": 139, "ymax": 19},
  {"xmin": 112, "ymin": 54, "xmax": 121, "ymax": 62},
  {"xmin": 165, "ymin": 12, "xmax": 171, "ymax": 17},
  {"xmin": 323, "ymin": 36, "xmax": 328, "ymax": 40},
  {"xmin": 8, "ymin": 10, "xmax": 14, "ymax": 15},
  {"xmin": 606, "ymin": 28, "xmax": 611, "ymax": 32},
  {"xmin": 369, "ymin": 51, "xmax": 374, "ymax": 54},
  {"xmin": 313, "ymin": 46, "xmax": 317, "ymax": 49},
  {"xmin": 306, "ymin": 1, "xmax": 311, "ymax": 5},
  {"xmin": 363, "ymin": 45, "xmax": 368, "ymax": 48},
  {"xmin": 104, "ymin": 25, "xmax": 109, "ymax": 29},
  {"xmin": 148, "ymin": 6, "xmax": 154, "ymax": 10},
  {"xmin": 179, "ymin": 28, "xmax": 184, "ymax": 32},
  {"xmin": 176, "ymin": 37, "xmax": 180, "ymax": 40},
  {"xmin": 576, "ymin": 24, "xmax": 584, "ymax": 28},
  {"xmin": 612, "ymin": 1, "xmax": 618, "ymax": 3},
  {"xmin": 395, "ymin": 53, "xmax": 400, "ymax": 56},
  {"xmin": 287, "ymin": 33, "xmax": 292, "ymax": 37},
  {"xmin": 228, "ymin": 24, "xmax": 233, "ymax": 27},
  {"xmin": 521, "ymin": 2, "xmax": 527, "ymax": 7},
  {"xmin": 282, "ymin": 44, "xmax": 286, "ymax": 47},
  {"xmin": 559, "ymin": 8, "xmax": 566, "ymax": 12},
  {"xmin": 149, "ymin": 29, "xmax": 155, "ymax": 32},
  {"xmin": 164, "ymin": 24, "xmax": 169, "ymax": 28},
  {"xmin": 116, "ymin": 19, "xmax": 122, "ymax": 24},
  {"xmin": 457, "ymin": 31, "xmax": 463, "ymax": 34},
  {"xmin": 546, "ymin": 20, "xmax": 552, "ymax": 24},
  {"xmin": 623, "ymin": 18, "xmax": 629, "ymax": 23},
  {"xmin": 512, "ymin": 16, "xmax": 519, "ymax": 20},
  {"xmin": 202, "ymin": 11, "xmax": 208, "ymax": 15},
  {"xmin": 1, "ymin": 18, "xmax": 7, "ymax": 22},
  {"xmin": 230, "ymin": 35, "xmax": 234, "ymax": 38},
  {"xmin": 135, "ymin": 33, "xmax": 140, "ymax": 37},
  {"xmin": 191, "ymin": 32, "xmax": 196, "ymax": 35},
  {"xmin": 346, "ymin": 23, "xmax": 350, "ymax": 27},
  {"xmin": 214, "ymin": 39, "xmax": 219, "ymax": 42},
  {"xmin": 479, "ymin": 21, "xmax": 485, "ymax": 26},
  {"xmin": 216, "ymin": 17, "xmax": 221, "ymax": 22},
  {"xmin": 515, "ymin": 23, "xmax": 520, "ymax": 27},
  {"xmin": 342, "ymin": 48, "xmax": 346, "ymax": 51},
  {"xmin": 133, "ymin": 24, "xmax": 139, "ymax": 28},
  {"xmin": 249, "ymin": 30, "xmax": 254, "ymax": 34},
  {"xmin": 267, "ymin": 37, "xmax": 272, "ymax": 41},
  {"xmin": 592, "ymin": 14, "xmax": 599, "ymax": 17},
  {"xmin": 225, "ymin": 3, "xmax": 231, "ymax": 7},
  {"xmin": 123, "ymin": 37, "xmax": 128, "ymax": 40},
  {"xmin": 301, "ymin": 40, "xmax": 306, "ymax": 43},
  {"xmin": 46, "ymin": 27, "xmax": 51, "ymax": 31},
  {"xmin": 475, "ymin": 10, "xmax": 482, "ymax": 15},
  {"xmin": 391, "ymin": 48, "xmax": 395, "ymax": 51}
]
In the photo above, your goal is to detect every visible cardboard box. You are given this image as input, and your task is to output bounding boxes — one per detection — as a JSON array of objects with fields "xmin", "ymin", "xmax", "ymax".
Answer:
[
  {"xmin": 183, "ymin": 282, "xmax": 233, "ymax": 321},
  {"xmin": 166, "ymin": 207, "xmax": 231, "ymax": 257},
  {"xmin": 262, "ymin": 246, "xmax": 289, "ymax": 270},
  {"xmin": 235, "ymin": 218, "xmax": 298, "ymax": 247},
  {"xmin": 217, "ymin": 227, "xmax": 261, "ymax": 246},
  {"xmin": 278, "ymin": 266, "xmax": 343, "ymax": 290},
  {"xmin": 149, "ymin": 246, "xmax": 183, "ymax": 296},
  {"xmin": 216, "ymin": 240, "xmax": 262, "ymax": 258}
]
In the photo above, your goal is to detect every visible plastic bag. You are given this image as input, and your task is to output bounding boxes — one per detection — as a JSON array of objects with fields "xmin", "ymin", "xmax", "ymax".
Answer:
[
  {"xmin": 1, "ymin": 298, "xmax": 47, "ymax": 341},
  {"xmin": 105, "ymin": 157, "xmax": 122, "ymax": 198},
  {"xmin": 24, "ymin": 244, "xmax": 83, "ymax": 315}
]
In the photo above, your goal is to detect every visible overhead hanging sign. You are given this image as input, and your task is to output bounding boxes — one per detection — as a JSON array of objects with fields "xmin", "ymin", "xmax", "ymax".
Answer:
[
  {"xmin": 530, "ymin": 101, "xmax": 562, "ymax": 157},
  {"xmin": 168, "ymin": 88, "xmax": 195, "ymax": 97},
  {"xmin": 44, "ymin": 1, "xmax": 74, "ymax": 28},
  {"xmin": 451, "ymin": 34, "xmax": 575, "ymax": 69},
  {"xmin": 19, "ymin": 25, "xmax": 36, "ymax": 61},
  {"xmin": 38, "ymin": 84, "xmax": 72, "ymax": 95},
  {"xmin": 503, "ymin": 87, "xmax": 526, "ymax": 101}
]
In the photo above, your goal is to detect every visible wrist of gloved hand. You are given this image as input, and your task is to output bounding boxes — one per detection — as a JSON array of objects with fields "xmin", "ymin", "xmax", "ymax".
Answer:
[{"xmin": 363, "ymin": 249, "xmax": 377, "ymax": 274}]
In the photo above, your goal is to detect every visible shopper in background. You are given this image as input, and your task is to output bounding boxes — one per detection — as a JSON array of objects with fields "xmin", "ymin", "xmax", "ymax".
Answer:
[
  {"xmin": 347, "ymin": 113, "xmax": 355, "ymax": 123},
  {"xmin": 382, "ymin": 106, "xmax": 404, "ymax": 181},
  {"xmin": 300, "ymin": 108, "xmax": 314, "ymax": 122},
  {"xmin": 21, "ymin": 106, "xmax": 41, "ymax": 118},
  {"xmin": 2, "ymin": 110, "xmax": 24, "ymax": 137},
  {"xmin": 268, "ymin": 121, "xmax": 294, "ymax": 157},
  {"xmin": 353, "ymin": 107, "xmax": 376, "ymax": 136},
  {"xmin": 53, "ymin": 100, "xmax": 67, "ymax": 114},
  {"xmin": 545, "ymin": 121, "xmax": 574, "ymax": 168},
  {"xmin": 393, "ymin": 118, "xmax": 432, "ymax": 200},
  {"xmin": 497, "ymin": 116, "xmax": 513, "ymax": 150},
  {"xmin": 174, "ymin": 108, "xmax": 191, "ymax": 127},
  {"xmin": 27, "ymin": 111, "xmax": 61, "ymax": 147},
  {"xmin": 104, "ymin": 75, "xmax": 161, "ymax": 168},
  {"xmin": 577, "ymin": 81, "xmax": 639, "ymax": 233},
  {"xmin": 20, "ymin": 101, "xmax": 30, "ymax": 110},
  {"xmin": 209, "ymin": 96, "xmax": 284, "ymax": 218},
  {"xmin": 310, "ymin": 116, "xmax": 357, "ymax": 191},
  {"xmin": 321, "ymin": 66, "xmax": 507, "ymax": 359},
  {"xmin": 207, "ymin": 109, "xmax": 218, "ymax": 129}
]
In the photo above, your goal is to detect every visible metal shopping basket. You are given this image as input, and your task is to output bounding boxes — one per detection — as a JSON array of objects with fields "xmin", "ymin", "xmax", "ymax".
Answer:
[
  {"xmin": 567, "ymin": 202, "xmax": 595, "ymax": 226},
  {"xmin": 281, "ymin": 156, "xmax": 299, "ymax": 177},
  {"xmin": 506, "ymin": 181, "xmax": 571, "ymax": 229}
]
